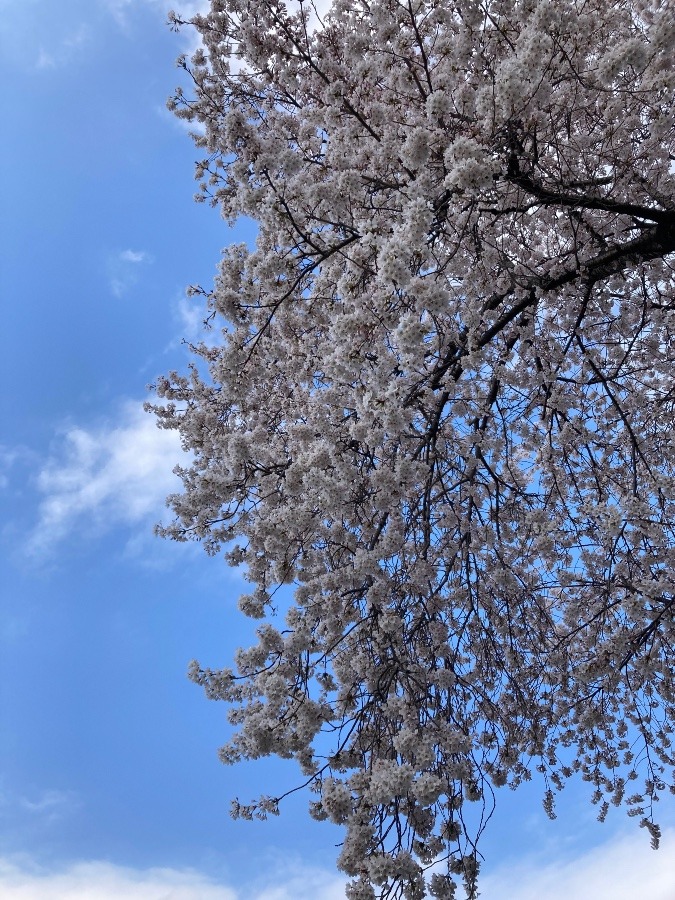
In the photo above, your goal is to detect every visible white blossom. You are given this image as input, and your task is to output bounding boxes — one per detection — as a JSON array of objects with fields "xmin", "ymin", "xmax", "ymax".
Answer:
[{"xmin": 155, "ymin": 1, "xmax": 675, "ymax": 897}]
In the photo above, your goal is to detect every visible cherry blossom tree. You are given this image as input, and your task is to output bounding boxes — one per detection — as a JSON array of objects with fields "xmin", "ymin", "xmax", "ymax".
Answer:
[{"xmin": 150, "ymin": 0, "xmax": 675, "ymax": 896}]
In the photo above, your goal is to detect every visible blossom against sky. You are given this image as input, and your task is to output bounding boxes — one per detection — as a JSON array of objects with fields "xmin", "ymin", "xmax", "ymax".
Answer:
[{"xmin": 1, "ymin": 1, "xmax": 674, "ymax": 898}]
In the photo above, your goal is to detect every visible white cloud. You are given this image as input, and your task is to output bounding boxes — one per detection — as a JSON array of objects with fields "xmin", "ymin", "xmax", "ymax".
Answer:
[
  {"xmin": 102, "ymin": 0, "xmax": 218, "ymax": 60},
  {"xmin": 0, "ymin": 785, "xmax": 81, "ymax": 842},
  {"xmin": 119, "ymin": 249, "xmax": 149, "ymax": 264},
  {"xmin": 1, "ymin": 829, "xmax": 674, "ymax": 900},
  {"xmin": 0, "ymin": 857, "xmax": 345, "ymax": 900},
  {"xmin": 175, "ymin": 293, "xmax": 206, "ymax": 342},
  {"xmin": 17, "ymin": 790, "xmax": 75, "ymax": 817},
  {"xmin": 167, "ymin": 292, "xmax": 223, "ymax": 350},
  {"xmin": 103, "ymin": 0, "xmax": 210, "ymax": 31},
  {"xmin": 101, "ymin": 0, "xmax": 142, "ymax": 29},
  {"xmin": 162, "ymin": 0, "xmax": 212, "ymax": 17},
  {"xmin": 0, "ymin": 6, "xmax": 90, "ymax": 71},
  {"xmin": 0, "ymin": 784, "xmax": 78, "ymax": 822},
  {"xmin": 243, "ymin": 861, "xmax": 345, "ymax": 900},
  {"xmin": 108, "ymin": 248, "xmax": 152, "ymax": 297},
  {"xmin": 0, "ymin": 445, "xmax": 18, "ymax": 490},
  {"xmin": 0, "ymin": 859, "xmax": 237, "ymax": 900},
  {"xmin": 480, "ymin": 826, "xmax": 675, "ymax": 900},
  {"xmin": 35, "ymin": 23, "xmax": 90, "ymax": 69},
  {"xmin": 29, "ymin": 401, "xmax": 184, "ymax": 554}
]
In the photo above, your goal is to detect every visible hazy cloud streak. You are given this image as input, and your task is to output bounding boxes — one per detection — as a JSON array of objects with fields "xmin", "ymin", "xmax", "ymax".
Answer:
[
  {"xmin": 29, "ymin": 401, "xmax": 183, "ymax": 553},
  {"xmin": 0, "ymin": 857, "xmax": 345, "ymax": 900}
]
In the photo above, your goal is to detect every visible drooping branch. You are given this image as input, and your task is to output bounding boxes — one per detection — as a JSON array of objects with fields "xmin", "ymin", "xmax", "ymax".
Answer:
[{"xmin": 158, "ymin": 3, "xmax": 675, "ymax": 898}]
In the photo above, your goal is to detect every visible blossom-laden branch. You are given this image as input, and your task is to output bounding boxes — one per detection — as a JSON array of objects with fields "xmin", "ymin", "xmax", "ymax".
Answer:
[{"xmin": 153, "ymin": 1, "xmax": 675, "ymax": 897}]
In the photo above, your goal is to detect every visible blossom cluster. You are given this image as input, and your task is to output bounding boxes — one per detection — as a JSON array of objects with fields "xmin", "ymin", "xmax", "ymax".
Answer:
[{"xmin": 154, "ymin": 0, "xmax": 675, "ymax": 896}]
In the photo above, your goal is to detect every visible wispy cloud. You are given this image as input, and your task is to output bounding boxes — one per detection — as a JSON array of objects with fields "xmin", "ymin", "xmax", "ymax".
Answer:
[
  {"xmin": 0, "ymin": 784, "xmax": 79, "ymax": 824},
  {"xmin": 119, "ymin": 249, "xmax": 149, "ymax": 264},
  {"xmin": 166, "ymin": 291, "xmax": 222, "ymax": 351},
  {"xmin": 108, "ymin": 248, "xmax": 152, "ymax": 298},
  {"xmin": 36, "ymin": 23, "xmax": 90, "ymax": 70},
  {"xmin": 104, "ymin": 0, "xmax": 214, "ymax": 61},
  {"xmin": 0, "ymin": 858, "xmax": 236, "ymax": 900},
  {"xmin": 0, "ymin": 828, "xmax": 674, "ymax": 900},
  {"xmin": 0, "ymin": 856, "xmax": 345, "ymax": 900},
  {"xmin": 28, "ymin": 401, "xmax": 184, "ymax": 555},
  {"xmin": 480, "ymin": 826, "xmax": 675, "ymax": 900},
  {"xmin": 0, "ymin": 446, "xmax": 19, "ymax": 490},
  {"xmin": 0, "ymin": 5, "xmax": 88, "ymax": 71},
  {"xmin": 103, "ymin": 0, "xmax": 210, "ymax": 31},
  {"xmin": 150, "ymin": 0, "xmax": 212, "ymax": 20},
  {"xmin": 175, "ymin": 293, "xmax": 207, "ymax": 342},
  {"xmin": 0, "ymin": 783, "xmax": 81, "ymax": 842},
  {"xmin": 17, "ymin": 790, "xmax": 74, "ymax": 817}
]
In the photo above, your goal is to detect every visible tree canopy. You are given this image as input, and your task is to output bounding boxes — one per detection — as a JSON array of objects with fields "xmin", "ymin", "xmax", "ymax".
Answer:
[{"xmin": 150, "ymin": 0, "xmax": 675, "ymax": 896}]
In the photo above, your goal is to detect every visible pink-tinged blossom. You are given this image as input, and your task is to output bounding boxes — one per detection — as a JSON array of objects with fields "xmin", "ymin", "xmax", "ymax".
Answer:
[{"xmin": 151, "ymin": 0, "xmax": 675, "ymax": 897}]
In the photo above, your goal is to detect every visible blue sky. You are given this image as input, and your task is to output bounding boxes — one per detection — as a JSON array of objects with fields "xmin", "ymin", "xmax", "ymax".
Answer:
[{"xmin": 1, "ymin": 1, "xmax": 674, "ymax": 897}]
